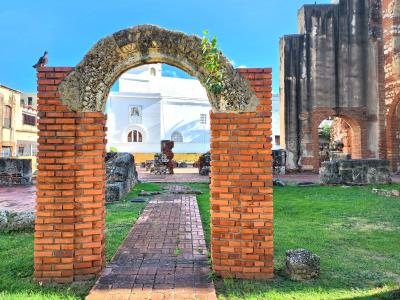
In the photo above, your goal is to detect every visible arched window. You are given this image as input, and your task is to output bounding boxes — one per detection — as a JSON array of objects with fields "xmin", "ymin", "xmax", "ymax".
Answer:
[
  {"xmin": 150, "ymin": 67, "xmax": 156, "ymax": 76},
  {"xmin": 127, "ymin": 130, "xmax": 143, "ymax": 143},
  {"xmin": 171, "ymin": 131, "xmax": 183, "ymax": 143}
]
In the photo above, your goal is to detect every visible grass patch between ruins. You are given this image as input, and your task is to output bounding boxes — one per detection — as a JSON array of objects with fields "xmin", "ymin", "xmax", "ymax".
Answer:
[
  {"xmin": 0, "ymin": 182, "xmax": 160, "ymax": 300},
  {"xmin": 1, "ymin": 182, "xmax": 400, "ymax": 299},
  {"xmin": 191, "ymin": 182, "xmax": 400, "ymax": 300}
]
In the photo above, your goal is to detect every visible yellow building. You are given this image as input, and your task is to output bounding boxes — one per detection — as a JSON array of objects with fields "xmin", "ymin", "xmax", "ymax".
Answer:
[{"xmin": 0, "ymin": 85, "xmax": 38, "ymax": 158}]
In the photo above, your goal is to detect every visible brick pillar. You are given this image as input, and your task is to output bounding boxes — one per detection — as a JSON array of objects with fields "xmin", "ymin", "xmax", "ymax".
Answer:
[
  {"xmin": 210, "ymin": 68, "xmax": 273, "ymax": 280},
  {"xmin": 34, "ymin": 67, "xmax": 106, "ymax": 283}
]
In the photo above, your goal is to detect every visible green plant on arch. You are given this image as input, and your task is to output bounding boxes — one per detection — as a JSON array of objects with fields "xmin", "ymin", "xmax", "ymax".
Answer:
[{"xmin": 201, "ymin": 30, "xmax": 226, "ymax": 96}]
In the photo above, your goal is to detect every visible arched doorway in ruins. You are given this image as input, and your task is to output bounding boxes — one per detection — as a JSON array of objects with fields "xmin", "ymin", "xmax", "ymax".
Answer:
[
  {"xmin": 387, "ymin": 94, "xmax": 400, "ymax": 172},
  {"xmin": 312, "ymin": 111, "xmax": 363, "ymax": 170},
  {"xmin": 317, "ymin": 116, "xmax": 361, "ymax": 164}
]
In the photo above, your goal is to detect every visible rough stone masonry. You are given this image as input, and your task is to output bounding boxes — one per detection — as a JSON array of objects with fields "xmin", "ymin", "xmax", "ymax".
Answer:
[
  {"xmin": 280, "ymin": 0, "xmax": 400, "ymax": 172},
  {"xmin": 105, "ymin": 152, "xmax": 138, "ymax": 202}
]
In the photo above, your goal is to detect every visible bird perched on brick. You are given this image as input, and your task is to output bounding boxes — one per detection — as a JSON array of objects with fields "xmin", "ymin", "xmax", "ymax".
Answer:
[{"xmin": 32, "ymin": 51, "xmax": 48, "ymax": 69}]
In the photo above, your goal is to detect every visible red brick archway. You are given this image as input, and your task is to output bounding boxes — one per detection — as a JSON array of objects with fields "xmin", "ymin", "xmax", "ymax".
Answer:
[
  {"xmin": 310, "ymin": 108, "xmax": 366, "ymax": 171},
  {"xmin": 34, "ymin": 25, "xmax": 273, "ymax": 284},
  {"xmin": 386, "ymin": 93, "xmax": 400, "ymax": 172}
]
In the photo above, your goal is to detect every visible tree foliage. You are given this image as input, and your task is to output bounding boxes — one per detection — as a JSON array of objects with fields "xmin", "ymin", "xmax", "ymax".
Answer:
[{"xmin": 319, "ymin": 124, "xmax": 331, "ymax": 141}]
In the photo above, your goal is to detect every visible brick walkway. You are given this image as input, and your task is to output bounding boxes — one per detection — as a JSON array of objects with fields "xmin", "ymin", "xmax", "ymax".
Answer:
[
  {"xmin": 87, "ymin": 191, "xmax": 216, "ymax": 300},
  {"xmin": 0, "ymin": 185, "xmax": 36, "ymax": 212},
  {"xmin": 138, "ymin": 167, "xmax": 209, "ymax": 183}
]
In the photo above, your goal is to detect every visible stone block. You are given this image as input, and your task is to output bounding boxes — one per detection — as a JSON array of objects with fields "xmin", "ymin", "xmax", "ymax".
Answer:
[
  {"xmin": 286, "ymin": 249, "xmax": 320, "ymax": 281},
  {"xmin": 0, "ymin": 158, "xmax": 32, "ymax": 186},
  {"xmin": 0, "ymin": 210, "xmax": 35, "ymax": 232},
  {"xmin": 106, "ymin": 183, "xmax": 122, "ymax": 203},
  {"xmin": 8, "ymin": 211, "xmax": 35, "ymax": 231},
  {"xmin": 320, "ymin": 159, "xmax": 391, "ymax": 185},
  {"xmin": 105, "ymin": 153, "xmax": 138, "ymax": 202}
]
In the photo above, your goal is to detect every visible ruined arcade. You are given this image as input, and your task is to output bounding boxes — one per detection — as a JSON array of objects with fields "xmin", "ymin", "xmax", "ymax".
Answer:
[{"xmin": 280, "ymin": 0, "xmax": 400, "ymax": 172}]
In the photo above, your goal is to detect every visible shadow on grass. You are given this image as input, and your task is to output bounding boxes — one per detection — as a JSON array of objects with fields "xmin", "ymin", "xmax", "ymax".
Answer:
[
  {"xmin": 344, "ymin": 288, "xmax": 400, "ymax": 300},
  {"xmin": 215, "ymin": 274, "xmax": 400, "ymax": 300}
]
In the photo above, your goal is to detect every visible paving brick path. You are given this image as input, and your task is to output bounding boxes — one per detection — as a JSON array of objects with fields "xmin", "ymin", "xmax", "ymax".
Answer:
[
  {"xmin": 87, "ymin": 190, "xmax": 216, "ymax": 300},
  {"xmin": 0, "ymin": 185, "xmax": 35, "ymax": 212},
  {"xmin": 138, "ymin": 167, "xmax": 209, "ymax": 183}
]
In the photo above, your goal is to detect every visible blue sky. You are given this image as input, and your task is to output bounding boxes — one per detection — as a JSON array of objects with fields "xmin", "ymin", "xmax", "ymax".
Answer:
[{"xmin": 0, "ymin": 0, "xmax": 330, "ymax": 93}]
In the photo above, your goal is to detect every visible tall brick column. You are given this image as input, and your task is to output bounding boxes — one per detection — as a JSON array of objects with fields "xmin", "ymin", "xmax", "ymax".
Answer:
[
  {"xmin": 210, "ymin": 68, "xmax": 273, "ymax": 279},
  {"xmin": 35, "ymin": 67, "xmax": 107, "ymax": 283}
]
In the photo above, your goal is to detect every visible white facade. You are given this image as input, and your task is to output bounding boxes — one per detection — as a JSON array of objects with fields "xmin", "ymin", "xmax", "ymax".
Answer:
[
  {"xmin": 271, "ymin": 94, "xmax": 281, "ymax": 150},
  {"xmin": 106, "ymin": 64, "xmax": 211, "ymax": 154},
  {"xmin": 106, "ymin": 64, "xmax": 281, "ymax": 153}
]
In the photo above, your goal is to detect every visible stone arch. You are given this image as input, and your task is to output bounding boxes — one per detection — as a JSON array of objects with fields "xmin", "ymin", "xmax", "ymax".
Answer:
[
  {"xmin": 58, "ymin": 25, "xmax": 258, "ymax": 113},
  {"xmin": 34, "ymin": 26, "xmax": 274, "ymax": 284}
]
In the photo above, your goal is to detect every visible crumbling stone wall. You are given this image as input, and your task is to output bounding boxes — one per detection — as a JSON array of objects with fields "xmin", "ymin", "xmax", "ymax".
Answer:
[
  {"xmin": 320, "ymin": 159, "xmax": 391, "ymax": 185},
  {"xmin": 0, "ymin": 158, "xmax": 32, "ymax": 185},
  {"xmin": 105, "ymin": 152, "xmax": 137, "ymax": 202},
  {"xmin": 280, "ymin": 0, "xmax": 385, "ymax": 171}
]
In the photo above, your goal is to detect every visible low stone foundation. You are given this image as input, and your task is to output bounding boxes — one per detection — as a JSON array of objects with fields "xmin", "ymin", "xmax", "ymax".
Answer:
[
  {"xmin": 0, "ymin": 158, "xmax": 32, "ymax": 186},
  {"xmin": 105, "ymin": 153, "xmax": 138, "ymax": 202},
  {"xmin": 320, "ymin": 159, "xmax": 391, "ymax": 185}
]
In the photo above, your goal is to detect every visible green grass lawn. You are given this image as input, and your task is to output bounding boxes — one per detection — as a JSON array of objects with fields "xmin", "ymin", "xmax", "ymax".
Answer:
[
  {"xmin": 0, "ymin": 182, "xmax": 160, "ymax": 300},
  {"xmin": 1, "ymin": 182, "xmax": 399, "ymax": 299},
  {"xmin": 191, "ymin": 182, "xmax": 400, "ymax": 300}
]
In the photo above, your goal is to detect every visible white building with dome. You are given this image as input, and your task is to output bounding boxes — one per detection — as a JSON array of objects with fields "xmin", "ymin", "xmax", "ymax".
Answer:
[{"xmin": 106, "ymin": 64, "xmax": 281, "ymax": 154}]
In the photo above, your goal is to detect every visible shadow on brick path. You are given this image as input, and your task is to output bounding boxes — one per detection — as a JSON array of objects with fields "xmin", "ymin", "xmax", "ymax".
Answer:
[{"xmin": 86, "ymin": 191, "xmax": 217, "ymax": 300}]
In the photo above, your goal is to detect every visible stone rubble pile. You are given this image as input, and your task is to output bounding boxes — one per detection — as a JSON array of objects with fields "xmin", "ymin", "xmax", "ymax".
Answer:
[
  {"xmin": 0, "ymin": 210, "xmax": 35, "ymax": 232},
  {"xmin": 372, "ymin": 188, "xmax": 400, "ymax": 197},
  {"xmin": 106, "ymin": 153, "xmax": 138, "ymax": 202},
  {"xmin": 320, "ymin": 159, "xmax": 391, "ymax": 185}
]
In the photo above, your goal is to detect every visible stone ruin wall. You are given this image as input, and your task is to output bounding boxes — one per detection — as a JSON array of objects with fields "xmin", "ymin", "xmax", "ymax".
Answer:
[
  {"xmin": 105, "ymin": 152, "xmax": 138, "ymax": 202},
  {"xmin": 280, "ymin": 0, "xmax": 386, "ymax": 171},
  {"xmin": 383, "ymin": 0, "xmax": 400, "ymax": 107}
]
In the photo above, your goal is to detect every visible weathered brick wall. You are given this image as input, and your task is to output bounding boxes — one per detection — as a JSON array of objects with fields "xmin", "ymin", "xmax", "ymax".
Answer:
[
  {"xmin": 210, "ymin": 68, "xmax": 273, "ymax": 279},
  {"xmin": 383, "ymin": 0, "xmax": 400, "ymax": 170},
  {"xmin": 331, "ymin": 117, "xmax": 352, "ymax": 154},
  {"xmin": 35, "ymin": 67, "xmax": 274, "ymax": 282},
  {"xmin": 35, "ymin": 67, "xmax": 106, "ymax": 283}
]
